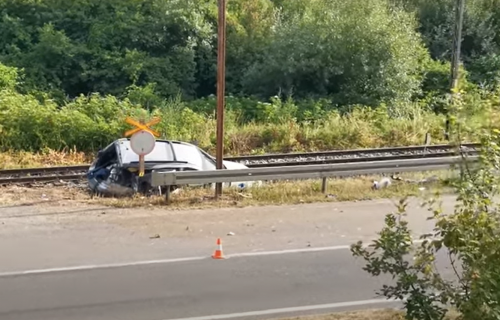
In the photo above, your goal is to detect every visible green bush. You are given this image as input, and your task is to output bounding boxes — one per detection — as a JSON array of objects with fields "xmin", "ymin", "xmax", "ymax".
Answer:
[
  {"xmin": 0, "ymin": 86, "xmax": 498, "ymax": 154},
  {"xmin": 242, "ymin": 0, "xmax": 429, "ymax": 105},
  {"xmin": 351, "ymin": 129, "xmax": 500, "ymax": 320},
  {"xmin": 1, "ymin": 62, "xmax": 498, "ymax": 155}
]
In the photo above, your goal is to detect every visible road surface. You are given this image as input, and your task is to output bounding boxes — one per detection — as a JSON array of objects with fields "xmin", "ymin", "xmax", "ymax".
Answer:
[
  {"xmin": 0, "ymin": 247, "xmax": 455, "ymax": 320},
  {"xmin": 0, "ymin": 196, "xmax": 459, "ymax": 320}
]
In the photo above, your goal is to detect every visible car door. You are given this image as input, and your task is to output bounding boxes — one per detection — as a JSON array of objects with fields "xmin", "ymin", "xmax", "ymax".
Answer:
[{"xmin": 171, "ymin": 142, "xmax": 209, "ymax": 188}]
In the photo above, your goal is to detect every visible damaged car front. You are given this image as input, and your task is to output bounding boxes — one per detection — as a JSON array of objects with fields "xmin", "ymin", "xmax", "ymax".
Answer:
[{"xmin": 87, "ymin": 138, "xmax": 260, "ymax": 197}]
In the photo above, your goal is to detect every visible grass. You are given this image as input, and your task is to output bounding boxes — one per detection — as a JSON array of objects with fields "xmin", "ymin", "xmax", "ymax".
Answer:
[
  {"xmin": 0, "ymin": 89, "xmax": 498, "ymax": 169},
  {"xmin": 0, "ymin": 171, "xmax": 455, "ymax": 208},
  {"xmin": 272, "ymin": 309, "xmax": 460, "ymax": 320},
  {"xmin": 94, "ymin": 171, "xmax": 452, "ymax": 209},
  {"xmin": 0, "ymin": 148, "xmax": 91, "ymax": 169}
]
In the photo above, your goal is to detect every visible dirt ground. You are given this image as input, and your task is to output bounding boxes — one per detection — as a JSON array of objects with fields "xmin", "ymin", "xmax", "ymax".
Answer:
[
  {"xmin": 276, "ymin": 309, "xmax": 403, "ymax": 320},
  {"xmin": 274, "ymin": 309, "xmax": 459, "ymax": 320}
]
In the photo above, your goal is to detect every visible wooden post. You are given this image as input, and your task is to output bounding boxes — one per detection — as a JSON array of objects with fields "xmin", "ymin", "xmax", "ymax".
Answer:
[{"xmin": 215, "ymin": 0, "xmax": 227, "ymax": 199}]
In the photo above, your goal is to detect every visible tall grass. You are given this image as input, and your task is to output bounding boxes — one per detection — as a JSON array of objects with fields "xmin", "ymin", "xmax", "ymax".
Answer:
[{"xmin": 0, "ymin": 88, "xmax": 497, "ymax": 158}]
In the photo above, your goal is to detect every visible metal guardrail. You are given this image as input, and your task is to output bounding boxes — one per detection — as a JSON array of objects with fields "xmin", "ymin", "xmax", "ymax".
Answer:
[
  {"xmin": 152, "ymin": 156, "xmax": 478, "ymax": 203},
  {"xmin": 0, "ymin": 143, "xmax": 478, "ymax": 184}
]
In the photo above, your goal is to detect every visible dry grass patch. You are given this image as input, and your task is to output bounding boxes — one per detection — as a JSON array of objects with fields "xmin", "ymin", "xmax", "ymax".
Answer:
[
  {"xmin": 275, "ymin": 309, "xmax": 403, "ymax": 320},
  {"xmin": 0, "ymin": 183, "xmax": 89, "ymax": 205},
  {"xmin": 272, "ymin": 309, "xmax": 460, "ymax": 320},
  {"xmin": 89, "ymin": 171, "xmax": 455, "ymax": 209},
  {"xmin": 0, "ymin": 171, "xmax": 456, "ymax": 208},
  {"xmin": 0, "ymin": 148, "xmax": 91, "ymax": 169}
]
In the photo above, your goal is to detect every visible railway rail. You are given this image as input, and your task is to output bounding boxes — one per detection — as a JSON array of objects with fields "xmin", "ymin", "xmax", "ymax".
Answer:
[{"xmin": 0, "ymin": 143, "xmax": 479, "ymax": 185}]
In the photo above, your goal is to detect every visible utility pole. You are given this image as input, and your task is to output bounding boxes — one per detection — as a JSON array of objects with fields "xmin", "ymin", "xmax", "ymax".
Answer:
[
  {"xmin": 450, "ymin": 0, "xmax": 465, "ymax": 91},
  {"xmin": 215, "ymin": 0, "xmax": 227, "ymax": 199},
  {"xmin": 446, "ymin": 0, "xmax": 465, "ymax": 140}
]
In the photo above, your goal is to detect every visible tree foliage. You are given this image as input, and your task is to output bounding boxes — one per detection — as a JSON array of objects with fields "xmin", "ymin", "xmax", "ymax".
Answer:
[
  {"xmin": 2, "ymin": 0, "xmax": 490, "ymax": 105},
  {"xmin": 1, "ymin": 0, "xmax": 500, "ymax": 154},
  {"xmin": 393, "ymin": 0, "xmax": 500, "ymax": 89},
  {"xmin": 351, "ymin": 95, "xmax": 500, "ymax": 319},
  {"xmin": 0, "ymin": 0, "xmax": 214, "ymax": 99},
  {"xmin": 243, "ymin": 0, "xmax": 429, "ymax": 106}
]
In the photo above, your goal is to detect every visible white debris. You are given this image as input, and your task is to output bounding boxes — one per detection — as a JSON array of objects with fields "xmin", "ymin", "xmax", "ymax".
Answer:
[
  {"xmin": 372, "ymin": 177, "xmax": 392, "ymax": 190},
  {"xmin": 227, "ymin": 232, "xmax": 235, "ymax": 236}
]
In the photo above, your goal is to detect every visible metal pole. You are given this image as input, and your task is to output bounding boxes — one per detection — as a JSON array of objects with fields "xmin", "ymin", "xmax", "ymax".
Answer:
[
  {"xmin": 321, "ymin": 178, "xmax": 327, "ymax": 193},
  {"xmin": 446, "ymin": 0, "xmax": 465, "ymax": 141},
  {"xmin": 215, "ymin": 0, "xmax": 227, "ymax": 199}
]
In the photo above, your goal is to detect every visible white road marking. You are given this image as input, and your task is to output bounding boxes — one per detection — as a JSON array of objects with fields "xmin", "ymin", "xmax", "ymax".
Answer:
[
  {"xmin": 0, "ymin": 256, "xmax": 208, "ymax": 277},
  {"xmin": 228, "ymin": 245, "xmax": 351, "ymax": 258},
  {"xmin": 0, "ymin": 239, "xmax": 427, "ymax": 277},
  {"xmin": 162, "ymin": 298, "xmax": 400, "ymax": 320}
]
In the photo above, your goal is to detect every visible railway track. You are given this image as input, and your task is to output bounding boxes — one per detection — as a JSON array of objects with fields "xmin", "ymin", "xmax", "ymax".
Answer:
[{"xmin": 0, "ymin": 143, "xmax": 479, "ymax": 185}]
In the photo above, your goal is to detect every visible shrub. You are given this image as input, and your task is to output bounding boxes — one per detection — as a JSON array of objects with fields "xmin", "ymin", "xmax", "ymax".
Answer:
[
  {"xmin": 0, "ymin": 63, "xmax": 499, "ymax": 155},
  {"xmin": 351, "ymin": 125, "xmax": 500, "ymax": 319}
]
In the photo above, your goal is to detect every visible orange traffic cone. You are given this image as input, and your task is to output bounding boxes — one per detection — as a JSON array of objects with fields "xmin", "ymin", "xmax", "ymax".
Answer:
[{"xmin": 212, "ymin": 238, "xmax": 225, "ymax": 259}]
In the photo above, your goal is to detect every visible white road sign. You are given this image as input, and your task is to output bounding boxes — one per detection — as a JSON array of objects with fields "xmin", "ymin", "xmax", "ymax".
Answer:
[{"xmin": 130, "ymin": 130, "xmax": 156, "ymax": 156}]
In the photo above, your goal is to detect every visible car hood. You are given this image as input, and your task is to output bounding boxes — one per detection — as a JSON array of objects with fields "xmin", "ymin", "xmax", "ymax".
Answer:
[{"xmin": 223, "ymin": 160, "xmax": 248, "ymax": 170}]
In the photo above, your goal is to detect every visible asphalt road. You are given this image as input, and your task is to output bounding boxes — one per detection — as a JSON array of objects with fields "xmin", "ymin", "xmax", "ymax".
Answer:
[
  {"xmin": 0, "ymin": 196, "xmax": 461, "ymax": 320},
  {"xmin": 0, "ymin": 248, "xmax": 455, "ymax": 320}
]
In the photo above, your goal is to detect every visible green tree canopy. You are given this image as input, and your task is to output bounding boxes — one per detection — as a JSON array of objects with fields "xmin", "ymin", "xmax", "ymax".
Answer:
[{"xmin": 242, "ymin": 0, "xmax": 430, "ymax": 105}]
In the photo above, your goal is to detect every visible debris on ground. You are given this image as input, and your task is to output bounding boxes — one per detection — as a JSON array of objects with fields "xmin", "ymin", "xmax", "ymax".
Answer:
[
  {"xmin": 391, "ymin": 174, "xmax": 440, "ymax": 184},
  {"xmin": 371, "ymin": 177, "xmax": 392, "ymax": 190},
  {"xmin": 237, "ymin": 193, "xmax": 252, "ymax": 198},
  {"xmin": 372, "ymin": 175, "xmax": 441, "ymax": 190}
]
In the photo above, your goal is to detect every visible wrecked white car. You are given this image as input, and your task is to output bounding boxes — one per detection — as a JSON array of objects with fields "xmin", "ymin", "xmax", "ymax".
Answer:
[{"xmin": 86, "ymin": 138, "xmax": 260, "ymax": 197}]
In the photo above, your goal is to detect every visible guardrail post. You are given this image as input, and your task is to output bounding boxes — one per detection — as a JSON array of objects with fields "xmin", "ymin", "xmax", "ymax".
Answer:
[
  {"xmin": 165, "ymin": 187, "xmax": 171, "ymax": 204},
  {"xmin": 321, "ymin": 178, "xmax": 327, "ymax": 193}
]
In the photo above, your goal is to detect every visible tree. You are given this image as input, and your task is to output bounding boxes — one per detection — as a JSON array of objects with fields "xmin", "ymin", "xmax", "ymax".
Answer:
[
  {"xmin": 0, "ymin": 0, "xmax": 214, "ymax": 100},
  {"xmin": 392, "ymin": 0, "xmax": 500, "ymax": 90},
  {"xmin": 350, "ymin": 96, "xmax": 500, "ymax": 319},
  {"xmin": 242, "ymin": 0, "xmax": 429, "ymax": 106},
  {"xmin": 224, "ymin": 0, "xmax": 276, "ymax": 94}
]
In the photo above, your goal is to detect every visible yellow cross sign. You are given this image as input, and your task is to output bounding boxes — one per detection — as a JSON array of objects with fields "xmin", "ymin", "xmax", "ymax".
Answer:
[{"xmin": 124, "ymin": 117, "xmax": 161, "ymax": 137}]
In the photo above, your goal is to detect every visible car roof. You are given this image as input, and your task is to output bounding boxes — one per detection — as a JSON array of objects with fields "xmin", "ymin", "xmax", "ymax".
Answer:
[
  {"xmin": 114, "ymin": 138, "xmax": 195, "ymax": 146},
  {"xmin": 111, "ymin": 138, "xmax": 210, "ymax": 167}
]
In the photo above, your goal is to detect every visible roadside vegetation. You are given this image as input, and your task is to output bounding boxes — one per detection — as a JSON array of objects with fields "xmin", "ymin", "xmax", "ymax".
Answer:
[
  {"xmin": 350, "ymin": 126, "xmax": 500, "ymax": 319},
  {"xmin": 1, "ymin": 0, "xmax": 500, "ymax": 165},
  {"xmin": 0, "ymin": 171, "xmax": 454, "ymax": 208}
]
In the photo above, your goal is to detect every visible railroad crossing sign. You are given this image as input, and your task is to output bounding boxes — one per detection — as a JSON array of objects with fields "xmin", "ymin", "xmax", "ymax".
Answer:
[
  {"xmin": 124, "ymin": 117, "xmax": 161, "ymax": 138},
  {"xmin": 124, "ymin": 117, "xmax": 161, "ymax": 177},
  {"xmin": 130, "ymin": 130, "xmax": 156, "ymax": 177},
  {"xmin": 130, "ymin": 130, "xmax": 156, "ymax": 156}
]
